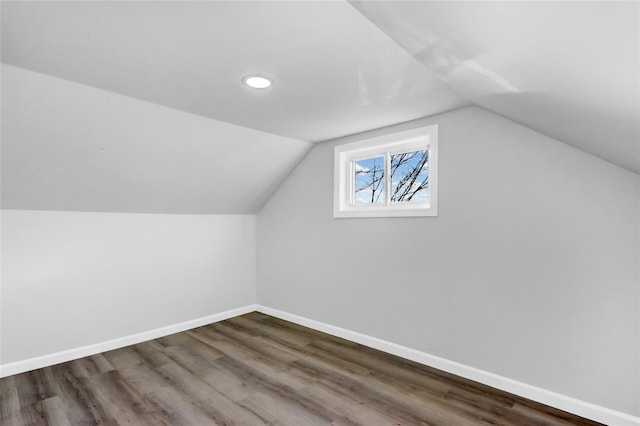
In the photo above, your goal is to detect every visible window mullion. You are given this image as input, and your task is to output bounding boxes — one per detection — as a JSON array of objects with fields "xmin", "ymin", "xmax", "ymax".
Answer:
[
  {"xmin": 348, "ymin": 158, "xmax": 354, "ymax": 206},
  {"xmin": 385, "ymin": 151, "xmax": 391, "ymax": 206}
]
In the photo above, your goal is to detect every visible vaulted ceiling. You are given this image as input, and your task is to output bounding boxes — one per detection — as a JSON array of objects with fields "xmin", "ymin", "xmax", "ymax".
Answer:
[
  {"xmin": 1, "ymin": 1, "xmax": 638, "ymax": 213},
  {"xmin": 351, "ymin": 1, "xmax": 639, "ymax": 174},
  {"xmin": 1, "ymin": 1, "xmax": 468, "ymax": 143}
]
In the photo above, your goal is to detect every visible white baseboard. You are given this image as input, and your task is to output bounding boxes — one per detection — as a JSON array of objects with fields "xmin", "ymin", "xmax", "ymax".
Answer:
[
  {"xmin": 255, "ymin": 305, "xmax": 640, "ymax": 426},
  {"xmin": 2, "ymin": 303, "xmax": 637, "ymax": 425},
  {"xmin": 0, "ymin": 304, "xmax": 258, "ymax": 378}
]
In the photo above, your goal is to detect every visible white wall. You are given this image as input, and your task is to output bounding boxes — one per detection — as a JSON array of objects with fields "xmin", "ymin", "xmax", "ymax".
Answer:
[
  {"xmin": 257, "ymin": 106, "xmax": 640, "ymax": 416},
  {"xmin": 1, "ymin": 209, "xmax": 256, "ymax": 364}
]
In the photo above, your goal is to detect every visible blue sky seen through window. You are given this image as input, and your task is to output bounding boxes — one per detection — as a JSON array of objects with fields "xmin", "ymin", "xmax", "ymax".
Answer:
[
  {"xmin": 390, "ymin": 150, "xmax": 429, "ymax": 203},
  {"xmin": 353, "ymin": 150, "xmax": 429, "ymax": 205},
  {"xmin": 354, "ymin": 156, "xmax": 385, "ymax": 205}
]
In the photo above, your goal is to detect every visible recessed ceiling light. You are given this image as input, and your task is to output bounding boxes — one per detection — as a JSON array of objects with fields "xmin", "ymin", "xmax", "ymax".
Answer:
[{"xmin": 243, "ymin": 74, "xmax": 273, "ymax": 89}]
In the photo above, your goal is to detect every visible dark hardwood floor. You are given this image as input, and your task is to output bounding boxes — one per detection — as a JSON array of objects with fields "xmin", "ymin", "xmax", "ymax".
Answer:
[{"xmin": 1, "ymin": 312, "xmax": 603, "ymax": 425}]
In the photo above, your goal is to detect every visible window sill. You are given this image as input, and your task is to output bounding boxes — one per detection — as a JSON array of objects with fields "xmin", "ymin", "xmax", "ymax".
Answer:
[{"xmin": 333, "ymin": 206, "xmax": 437, "ymax": 218}]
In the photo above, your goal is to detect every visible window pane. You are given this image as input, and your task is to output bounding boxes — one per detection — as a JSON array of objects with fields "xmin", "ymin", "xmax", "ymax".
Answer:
[
  {"xmin": 390, "ymin": 150, "xmax": 429, "ymax": 203},
  {"xmin": 353, "ymin": 156, "xmax": 385, "ymax": 205}
]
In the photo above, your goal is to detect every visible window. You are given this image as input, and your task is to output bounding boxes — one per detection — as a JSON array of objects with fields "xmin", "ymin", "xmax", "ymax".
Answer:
[{"xmin": 334, "ymin": 125, "xmax": 438, "ymax": 218}]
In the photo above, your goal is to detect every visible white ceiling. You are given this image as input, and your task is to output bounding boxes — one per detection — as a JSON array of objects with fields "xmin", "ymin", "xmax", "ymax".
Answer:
[
  {"xmin": 350, "ymin": 1, "xmax": 640, "ymax": 174},
  {"xmin": 1, "ymin": 0, "xmax": 638, "ymax": 215},
  {"xmin": 0, "ymin": 1, "xmax": 468, "ymax": 143},
  {"xmin": 2, "ymin": 65, "xmax": 310, "ymax": 214}
]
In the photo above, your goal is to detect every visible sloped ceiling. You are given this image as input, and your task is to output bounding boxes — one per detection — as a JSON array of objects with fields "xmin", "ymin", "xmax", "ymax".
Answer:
[
  {"xmin": 1, "ymin": 1, "xmax": 638, "ymax": 215},
  {"xmin": 0, "ymin": 1, "xmax": 467, "ymax": 143},
  {"xmin": 350, "ymin": 1, "xmax": 640, "ymax": 174},
  {"xmin": 2, "ymin": 65, "xmax": 310, "ymax": 214}
]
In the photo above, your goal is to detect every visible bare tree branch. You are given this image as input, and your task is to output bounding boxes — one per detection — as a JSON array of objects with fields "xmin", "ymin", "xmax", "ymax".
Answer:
[{"xmin": 354, "ymin": 150, "xmax": 428, "ymax": 204}]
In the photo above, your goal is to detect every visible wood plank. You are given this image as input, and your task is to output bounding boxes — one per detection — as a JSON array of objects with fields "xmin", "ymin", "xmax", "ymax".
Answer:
[
  {"xmin": 0, "ymin": 376, "xmax": 22, "ymax": 420},
  {"xmin": 48, "ymin": 362, "xmax": 113, "ymax": 425},
  {"xmin": 40, "ymin": 396, "xmax": 73, "ymax": 426},
  {"xmin": 84, "ymin": 370, "xmax": 161, "ymax": 426},
  {"xmin": 155, "ymin": 362, "xmax": 267, "ymax": 425}
]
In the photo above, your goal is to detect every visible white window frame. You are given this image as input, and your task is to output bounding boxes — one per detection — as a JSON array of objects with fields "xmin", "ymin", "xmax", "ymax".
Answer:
[{"xmin": 334, "ymin": 125, "xmax": 438, "ymax": 218}]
